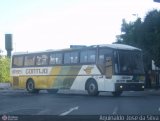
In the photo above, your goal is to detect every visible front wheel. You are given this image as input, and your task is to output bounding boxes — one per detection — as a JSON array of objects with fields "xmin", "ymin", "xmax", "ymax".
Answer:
[
  {"xmin": 26, "ymin": 80, "xmax": 39, "ymax": 93},
  {"xmin": 86, "ymin": 80, "xmax": 99, "ymax": 96},
  {"xmin": 112, "ymin": 91, "xmax": 122, "ymax": 96}
]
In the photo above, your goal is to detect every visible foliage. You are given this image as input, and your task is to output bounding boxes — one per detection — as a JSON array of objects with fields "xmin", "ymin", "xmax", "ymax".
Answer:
[
  {"xmin": 0, "ymin": 56, "xmax": 11, "ymax": 82},
  {"xmin": 116, "ymin": 9, "xmax": 160, "ymax": 70}
]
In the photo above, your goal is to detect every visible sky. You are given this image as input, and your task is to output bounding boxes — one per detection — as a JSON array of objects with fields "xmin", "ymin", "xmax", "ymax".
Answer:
[{"xmin": 0, "ymin": 0, "xmax": 160, "ymax": 53}]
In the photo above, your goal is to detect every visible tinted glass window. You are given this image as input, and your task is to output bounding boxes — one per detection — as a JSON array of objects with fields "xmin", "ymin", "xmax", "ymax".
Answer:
[
  {"xmin": 50, "ymin": 53, "xmax": 62, "ymax": 65},
  {"xmin": 88, "ymin": 50, "xmax": 96, "ymax": 62},
  {"xmin": 64, "ymin": 53, "xmax": 70, "ymax": 64},
  {"xmin": 80, "ymin": 50, "xmax": 96, "ymax": 63},
  {"xmin": 36, "ymin": 54, "xmax": 48, "ymax": 66},
  {"xmin": 80, "ymin": 51, "xmax": 87, "ymax": 63},
  {"xmin": 118, "ymin": 51, "xmax": 144, "ymax": 74},
  {"xmin": 71, "ymin": 52, "xmax": 79, "ymax": 63},
  {"xmin": 12, "ymin": 56, "xmax": 24, "ymax": 67},
  {"xmin": 24, "ymin": 55, "xmax": 35, "ymax": 66},
  {"xmin": 64, "ymin": 52, "xmax": 79, "ymax": 64},
  {"xmin": 98, "ymin": 48, "xmax": 112, "ymax": 64}
]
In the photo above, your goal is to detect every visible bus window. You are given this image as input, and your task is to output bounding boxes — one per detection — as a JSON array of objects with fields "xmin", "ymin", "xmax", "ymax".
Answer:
[
  {"xmin": 12, "ymin": 56, "xmax": 24, "ymax": 67},
  {"xmin": 98, "ymin": 48, "xmax": 112, "ymax": 63},
  {"xmin": 50, "ymin": 53, "xmax": 62, "ymax": 65},
  {"xmin": 80, "ymin": 51, "xmax": 87, "ymax": 63},
  {"xmin": 70, "ymin": 52, "xmax": 79, "ymax": 64},
  {"xmin": 88, "ymin": 50, "xmax": 96, "ymax": 63},
  {"xmin": 80, "ymin": 50, "xmax": 96, "ymax": 63},
  {"xmin": 36, "ymin": 54, "xmax": 48, "ymax": 66},
  {"xmin": 64, "ymin": 53, "xmax": 70, "ymax": 64},
  {"xmin": 64, "ymin": 52, "xmax": 79, "ymax": 64},
  {"xmin": 98, "ymin": 55, "xmax": 104, "ymax": 64},
  {"xmin": 118, "ymin": 51, "xmax": 144, "ymax": 74},
  {"xmin": 24, "ymin": 55, "xmax": 35, "ymax": 66}
]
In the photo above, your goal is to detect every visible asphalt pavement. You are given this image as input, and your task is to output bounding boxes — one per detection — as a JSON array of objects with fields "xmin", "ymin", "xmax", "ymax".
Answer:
[{"xmin": 0, "ymin": 89, "xmax": 160, "ymax": 116}]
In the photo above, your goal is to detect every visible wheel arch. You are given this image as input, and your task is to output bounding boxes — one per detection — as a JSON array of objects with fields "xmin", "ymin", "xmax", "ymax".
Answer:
[
  {"xmin": 85, "ymin": 78, "xmax": 98, "ymax": 90},
  {"xmin": 26, "ymin": 78, "xmax": 34, "ymax": 88},
  {"xmin": 26, "ymin": 78, "xmax": 39, "ymax": 93}
]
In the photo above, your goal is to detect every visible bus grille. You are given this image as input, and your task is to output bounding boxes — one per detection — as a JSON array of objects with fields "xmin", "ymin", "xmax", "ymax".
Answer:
[{"xmin": 13, "ymin": 77, "xmax": 19, "ymax": 86}]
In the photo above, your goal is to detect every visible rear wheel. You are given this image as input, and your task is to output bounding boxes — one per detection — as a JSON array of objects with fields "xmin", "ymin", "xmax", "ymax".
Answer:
[
  {"xmin": 86, "ymin": 80, "xmax": 99, "ymax": 96},
  {"xmin": 112, "ymin": 91, "xmax": 122, "ymax": 96},
  {"xmin": 26, "ymin": 79, "xmax": 39, "ymax": 93}
]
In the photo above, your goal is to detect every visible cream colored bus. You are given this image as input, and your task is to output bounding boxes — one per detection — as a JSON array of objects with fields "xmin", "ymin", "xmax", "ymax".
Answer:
[{"xmin": 11, "ymin": 44, "xmax": 145, "ymax": 96}]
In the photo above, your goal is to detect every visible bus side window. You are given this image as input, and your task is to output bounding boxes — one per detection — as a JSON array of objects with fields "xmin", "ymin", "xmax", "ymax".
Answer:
[
  {"xmin": 12, "ymin": 56, "xmax": 24, "ymax": 67},
  {"xmin": 64, "ymin": 52, "xmax": 79, "ymax": 64},
  {"xmin": 50, "ymin": 53, "xmax": 62, "ymax": 65},
  {"xmin": 70, "ymin": 52, "xmax": 79, "ymax": 64},
  {"xmin": 80, "ymin": 51, "xmax": 87, "ymax": 63},
  {"xmin": 88, "ymin": 50, "xmax": 96, "ymax": 63},
  {"xmin": 36, "ymin": 54, "xmax": 48, "ymax": 66},
  {"xmin": 80, "ymin": 50, "xmax": 96, "ymax": 63},
  {"xmin": 99, "ymin": 55, "xmax": 104, "ymax": 64},
  {"xmin": 56, "ymin": 53, "xmax": 63, "ymax": 64},
  {"xmin": 24, "ymin": 55, "xmax": 35, "ymax": 66}
]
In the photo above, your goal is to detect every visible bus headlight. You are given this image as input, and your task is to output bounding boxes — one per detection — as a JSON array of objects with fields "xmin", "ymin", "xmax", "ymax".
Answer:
[
  {"xmin": 120, "ymin": 85, "xmax": 123, "ymax": 88},
  {"xmin": 142, "ymin": 86, "xmax": 145, "ymax": 89}
]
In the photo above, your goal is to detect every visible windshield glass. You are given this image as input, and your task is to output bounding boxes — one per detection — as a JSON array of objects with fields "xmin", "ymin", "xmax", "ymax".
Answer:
[{"xmin": 117, "ymin": 50, "xmax": 144, "ymax": 75}]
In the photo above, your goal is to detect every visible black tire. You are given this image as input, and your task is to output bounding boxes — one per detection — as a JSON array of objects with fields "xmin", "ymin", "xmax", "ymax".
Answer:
[
  {"xmin": 47, "ymin": 89, "xmax": 58, "ymax": 94},
  {"xmin": 112, "ymin": 91, "xmax": 122, "ymax": 97},
  {"xmin": 26, "ymin": 79, "xmax": 39, "ymax": 93},
  {"xmin": 86, "ymin": 80, "xmax": 99, "ymax": 96}
]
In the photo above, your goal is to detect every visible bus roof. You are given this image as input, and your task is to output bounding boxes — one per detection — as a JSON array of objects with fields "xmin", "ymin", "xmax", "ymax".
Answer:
[
  {"xmin": 13, "ymin": 44, "xmax": 141, "ymax": 55},
  {"xmin": 95, "ymin": 44, "xmax": 141, "ymax": 51}
]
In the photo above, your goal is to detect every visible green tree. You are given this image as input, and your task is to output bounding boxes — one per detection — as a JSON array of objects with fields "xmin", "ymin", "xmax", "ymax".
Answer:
[
  {"xmin": 143, "ymin": 10, "xmax": 160, "ymax": 67},
  {"xmin": 116, "ymin": 9, "xmax": 160, "ymax": 70},
  {"xmin": 0, "ymin": 56, "xmax": 11, "ymax": 82}
]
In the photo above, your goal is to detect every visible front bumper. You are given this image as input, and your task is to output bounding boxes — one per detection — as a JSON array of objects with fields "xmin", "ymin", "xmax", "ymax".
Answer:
[{"xmin": 115, "ymin": 83, "xmax": 145, "ymax": 91}]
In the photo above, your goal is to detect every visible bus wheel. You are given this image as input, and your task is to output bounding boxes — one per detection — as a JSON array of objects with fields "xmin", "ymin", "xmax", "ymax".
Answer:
[
  {"xmin": 47, "ymin": 89, "xmax": 58, "ymax": 94},
  {"xmin": 26, "ymin": 79, "xmax": 39, "ymax": 93},
  {"xmin": 86, "ymin": 80, "xmax": 99, "ymax": 96},
  {"xmin": 112, "ymin": 91, "xmax": 122, "ymax": 97}
]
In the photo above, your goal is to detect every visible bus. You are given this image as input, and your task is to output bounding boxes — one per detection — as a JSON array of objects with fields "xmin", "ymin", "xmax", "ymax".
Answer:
[{"xmin": 11, "ymin": 44, "xmax": 145, "ymax": 96}]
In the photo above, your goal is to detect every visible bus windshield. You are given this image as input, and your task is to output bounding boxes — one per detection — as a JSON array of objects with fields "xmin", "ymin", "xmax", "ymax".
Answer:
[{"xmin": 116, "ymin": 50, "xmax": 144, "ymax": 75}]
